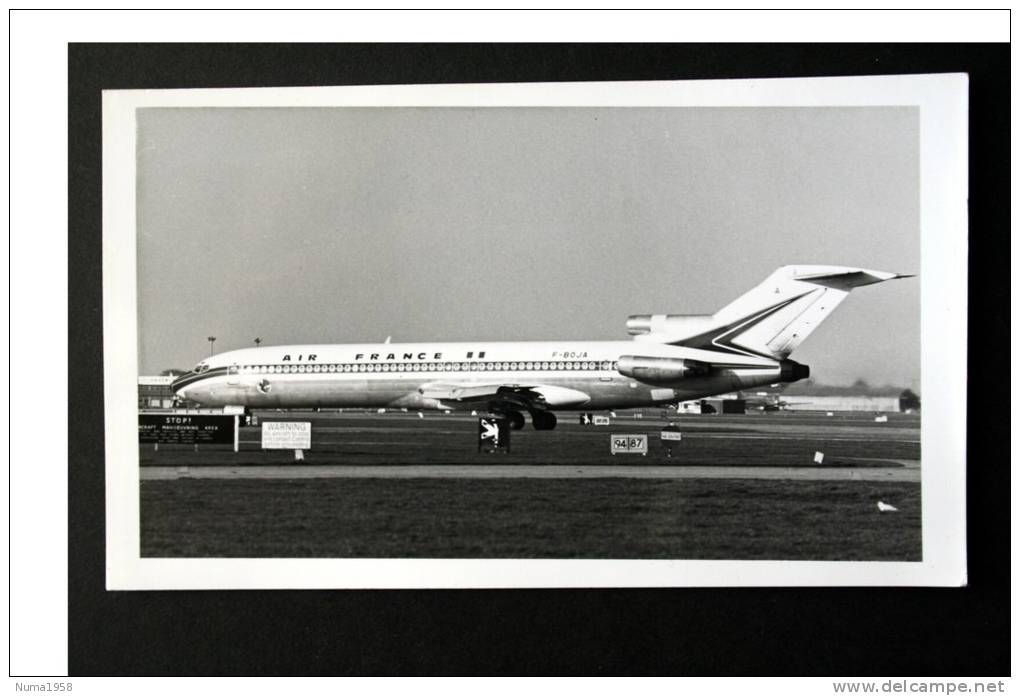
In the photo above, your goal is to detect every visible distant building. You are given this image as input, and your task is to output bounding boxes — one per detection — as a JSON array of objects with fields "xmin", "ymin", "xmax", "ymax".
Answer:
[
  {"xmin": 138, "ymin": 376, "xmax": 177, "ymax": 409},
  {"xmin": 678, "ymin": 387, "xmax": 909, "ymax": 414},
  {"xmin": 780, "ymin": 381, "xmax": 917, "ymax": 413},
  {"xmin": 700, "ymin": 398, "xmax": 746, "ymax": 414},
  {"xmin": 677, "ymin": 395, "xmax": 746, "ymax": 414},
  {"xmin": 783, "ymin": 395, "xmax": 901, "ymax": 413}
]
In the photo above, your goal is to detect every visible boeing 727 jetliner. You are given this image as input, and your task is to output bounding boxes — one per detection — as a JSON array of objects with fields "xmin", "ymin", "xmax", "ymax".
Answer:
[{"xmin": 172, "ymin": 265, "xmax": 911, "ymax": 430}]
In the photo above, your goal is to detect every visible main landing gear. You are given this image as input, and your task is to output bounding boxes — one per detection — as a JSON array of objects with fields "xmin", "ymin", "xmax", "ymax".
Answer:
[
  {"xmin": 531, "ymin": 410, "xmax": 557, "ymax": 431},
  {"xmin": 504, "ymin": 411, "xmax": 526, "ymax": 430},
  {"xmin": 495, "ymin": 410, "xmax": 557, "ymax": 430}
]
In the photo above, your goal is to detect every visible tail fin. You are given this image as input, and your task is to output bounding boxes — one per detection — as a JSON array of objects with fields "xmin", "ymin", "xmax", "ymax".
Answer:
[{"xmin": 634, "ymin": 265, "xmax": 912, "ymax": 360}]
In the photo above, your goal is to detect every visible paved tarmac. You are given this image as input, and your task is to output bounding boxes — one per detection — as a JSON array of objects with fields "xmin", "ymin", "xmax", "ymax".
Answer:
[{"xmin": 140, "ymin": 462, "xmax": 919, "ymax": 482}]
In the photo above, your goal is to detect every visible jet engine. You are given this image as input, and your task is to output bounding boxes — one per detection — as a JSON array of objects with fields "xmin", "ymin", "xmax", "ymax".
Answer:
[
  {"xmin": 626, "ymin": 314, "xmax": 716, "ymax": 341},
  {"xmin": 616, "ymin": 355, "xmax": 710, "ymax": 384}
]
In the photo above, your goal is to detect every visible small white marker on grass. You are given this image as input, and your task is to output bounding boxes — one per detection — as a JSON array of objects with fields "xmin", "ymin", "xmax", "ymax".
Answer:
[
  {"xmin": 813, "ymin": 451, "xmax": 825, "ymax": 464},
  {"xmin": 294, "ymin": 449, "xmax": 305, "ymax": 462},
  {"xmin": 877, "ymin": 501, "xmax": 898, "ymax": 512}
]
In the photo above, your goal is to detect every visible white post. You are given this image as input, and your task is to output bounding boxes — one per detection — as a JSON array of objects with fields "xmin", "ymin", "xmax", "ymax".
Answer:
[{"xmin": 234, "ymin": 415, "xmax": 239, "ymax": 453}]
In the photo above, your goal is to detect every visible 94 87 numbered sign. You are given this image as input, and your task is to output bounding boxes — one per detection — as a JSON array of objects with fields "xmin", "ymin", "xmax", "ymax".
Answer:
[{"xmin": 610, "ymin": 434, "xmax": 648, "ymax": 455}]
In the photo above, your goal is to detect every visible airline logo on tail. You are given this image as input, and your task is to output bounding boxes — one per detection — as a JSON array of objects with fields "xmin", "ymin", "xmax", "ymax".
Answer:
[{"xmin": 672, "ymin": 293, "xmax": 812, "ymax": 360}]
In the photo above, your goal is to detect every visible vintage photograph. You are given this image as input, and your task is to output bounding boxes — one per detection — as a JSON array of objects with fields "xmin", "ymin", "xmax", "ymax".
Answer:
[{"xmin": 103, "ymin": 76, "xmax": 967, "ymax": 588}]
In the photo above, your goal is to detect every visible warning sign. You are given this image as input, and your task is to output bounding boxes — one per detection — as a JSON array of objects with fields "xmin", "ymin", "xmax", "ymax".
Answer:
[
  {"xmin": 478, "ymin": 417, "xmax": 510, "ymax": 453},
  {"xmin": 261, "ymin": 421, "xmax": 311, "ymax": 449},
  {"xmin": 139, "ymin": 414, "xmax": 235, "ymax": 445}
]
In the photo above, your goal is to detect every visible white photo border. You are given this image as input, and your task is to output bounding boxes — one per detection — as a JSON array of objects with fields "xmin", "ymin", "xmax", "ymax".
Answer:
[{"xmin": 103, "ymin": 74, "xmax": 967, "ymax": 589}]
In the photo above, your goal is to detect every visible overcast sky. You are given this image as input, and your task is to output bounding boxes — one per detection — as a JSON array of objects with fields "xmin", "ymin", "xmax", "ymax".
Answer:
[{"xmin": 137, "ymin": 106, "xmax": 919, "ymax": 388}]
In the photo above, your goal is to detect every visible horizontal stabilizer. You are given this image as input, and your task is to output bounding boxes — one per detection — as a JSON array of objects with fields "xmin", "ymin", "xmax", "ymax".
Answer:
[{"xmin": 792, "ymin": 268, "xmax": 914, "ymax": 291}]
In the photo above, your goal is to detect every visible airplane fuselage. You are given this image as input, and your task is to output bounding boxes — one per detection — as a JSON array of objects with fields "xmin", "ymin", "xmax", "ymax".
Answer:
[
  {"xmin": 172, "ymin": 340, "xmax": 799, "ymax": 413},
  {"xmin": 171, "ymin": 265, "xmax": 908, "ymax": 429}
]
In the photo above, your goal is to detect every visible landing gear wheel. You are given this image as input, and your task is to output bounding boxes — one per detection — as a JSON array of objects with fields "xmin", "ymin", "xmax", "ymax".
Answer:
[
  {"xmin": 505, "ymin": 411, "xmax": 526, "ymax": 430},
  {"xmin": 531, "ymin": 411, "xmax": 557, "ymax": 430}
]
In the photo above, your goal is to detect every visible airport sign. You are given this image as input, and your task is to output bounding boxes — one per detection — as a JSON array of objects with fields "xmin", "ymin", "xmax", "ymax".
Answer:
[
  {"xmin": 593, "ymin": 415, "xmax": 610, "ymax": 426},
  {"xmin": 660, "ymin": 429, "xmax": 683, "ymax": 442},
  {"xmin": 261, "ymin": 421, "xmax": 312, "ymax": 449},
  {"xmin": 139, "ymin": 414, "xmax": 236, "ymax": 445},
  {"xmin": 478, "ymin": 417, "xmax": 510, "ymax": 453},
  {"xmin": 611, "ymin": 434, "xmax": 648, "ymax": 455}
]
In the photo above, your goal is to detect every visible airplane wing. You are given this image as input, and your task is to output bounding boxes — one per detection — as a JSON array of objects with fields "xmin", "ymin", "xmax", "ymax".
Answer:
[{"xmin": 418, "ymin": 382, "xmax": 590, "ymax": 409}]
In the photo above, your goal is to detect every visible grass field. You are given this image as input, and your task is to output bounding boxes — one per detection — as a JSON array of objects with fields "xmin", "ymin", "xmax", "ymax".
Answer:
[
  {"xmin": 141, "ymin": 477, "xmax": 920, "ymax": 559},
  {"xmin": 138, "ymin": 411, "xmax": 921, "ymax": 560}
]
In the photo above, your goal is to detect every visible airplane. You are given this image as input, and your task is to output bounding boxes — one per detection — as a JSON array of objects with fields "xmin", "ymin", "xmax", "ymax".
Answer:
[{"xmin": 172, "ymin": 265, "xmax": 912, "ymax": 430}]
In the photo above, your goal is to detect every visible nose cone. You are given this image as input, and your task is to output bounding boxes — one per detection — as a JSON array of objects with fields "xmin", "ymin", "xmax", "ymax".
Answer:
[
  {"xmin": 170, "ymin": 372, "xmax": 208, "ymax": 403},
  {"xmin": 170, "ymin": 373, "xmax": 190, "ymax": 396}
]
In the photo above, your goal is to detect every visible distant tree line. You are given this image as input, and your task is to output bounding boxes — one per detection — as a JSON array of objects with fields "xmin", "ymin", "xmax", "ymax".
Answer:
[{"xmin": 786, "ymin": 378, "xmax": 919, "ymax": 399}]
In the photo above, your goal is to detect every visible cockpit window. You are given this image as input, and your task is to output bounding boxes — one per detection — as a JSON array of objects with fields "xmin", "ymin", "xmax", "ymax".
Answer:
[{"xmin": 193, "ymin": 362, "xmax": 210, "ymax": 373}]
